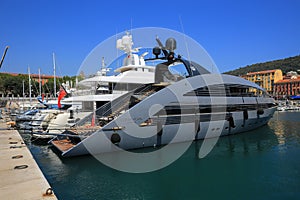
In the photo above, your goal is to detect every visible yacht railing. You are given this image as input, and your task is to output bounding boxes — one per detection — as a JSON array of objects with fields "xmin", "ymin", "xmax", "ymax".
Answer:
[
  {"xmin": 71, "ymin": 84, "xmax": 164, "ymax": 134},
  {"xmin": 71, "ymin": 89, "xmax": 96, "ymax": 96},
  {"xmin": 74, "ymin": 88, "xmax": 139, "ymax": 127}
]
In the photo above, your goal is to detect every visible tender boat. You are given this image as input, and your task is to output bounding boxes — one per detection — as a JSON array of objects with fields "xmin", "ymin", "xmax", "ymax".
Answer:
[
  {"xmin": 27, "ymin": 109, "xmax": 91, "ymax": 143},
  {"xmin": 50, "ymin": 34, "xmax": 277, "ymax": 157}
]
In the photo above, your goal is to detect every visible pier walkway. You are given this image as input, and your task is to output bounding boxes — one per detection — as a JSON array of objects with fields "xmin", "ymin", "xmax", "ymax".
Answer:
[{"xmin": 0, "ymin": 117, "xmax": 57, "ymax": 200}]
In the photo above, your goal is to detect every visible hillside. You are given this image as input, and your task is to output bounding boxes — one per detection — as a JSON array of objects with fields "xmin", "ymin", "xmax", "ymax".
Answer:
[{"xmin": 224, "ymin": 55, "xmax": 300, "ymax": 76}]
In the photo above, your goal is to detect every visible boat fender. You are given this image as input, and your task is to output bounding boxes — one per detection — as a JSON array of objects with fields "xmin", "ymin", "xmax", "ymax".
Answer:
[
  {"xmin": 195, "ymin": 119, "xmax": 200, "ymax": 134},
  {"xmin": 69, "ymin": 110, "xmax": 74, "ymax": 119},
  {"xmin": 243, "ymin": 109, "xmax": 248, "ymax": 120},
  {"xmin": 157, "ymin": 130, "xmax": 163, "ymax": 136},
  {"xmin": 157, "ymin": 121, "xmax": 163, "ymax": 136},
  {"xmin": 42, "ymin": 125, "xmax": 48, "ymax": 131},
  {"xmin": 227, "ymin": 116, "xmax": 236, "ymax": 128},
  {"xmin": 111, "ymin": 133, "xmax": 121, "ymax": 144},
  {"xmin": 257, "ymin": 108, "xmax": 264, "ymax": 115}
]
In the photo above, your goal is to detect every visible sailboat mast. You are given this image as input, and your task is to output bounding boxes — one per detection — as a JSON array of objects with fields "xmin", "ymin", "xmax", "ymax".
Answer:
[
  {"xmin": 22, "ymin": 80, "xmax": 25, "ymax": 108},
  {"xmin": 28, "ymin": 66, "xmax": 32, "ymax": 106},
  {"xmin": 38, "ymin": 68, "xmax": 41, "ymax": 96},
  {"xmin": 52, "ymin": 53, "xmax": 56, "ymax": 98},
  {"xmin": 22, "ymin": 80, "xmax": 25, "ymax": 98}
]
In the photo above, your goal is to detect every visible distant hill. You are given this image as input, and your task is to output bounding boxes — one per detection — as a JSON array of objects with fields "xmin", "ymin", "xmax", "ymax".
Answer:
[{"xmin": 224, "ymin": 55, "xmax": 300, "ymax": 76}]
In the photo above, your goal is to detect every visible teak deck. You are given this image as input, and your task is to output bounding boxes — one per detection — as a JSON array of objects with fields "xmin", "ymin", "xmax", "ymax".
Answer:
[{"xmin": 52, "ymin": 139, "xmax": 75, "ymax": 152}]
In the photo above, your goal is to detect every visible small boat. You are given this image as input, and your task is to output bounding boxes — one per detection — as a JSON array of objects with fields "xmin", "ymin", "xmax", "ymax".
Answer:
[
  {"xmin": 27, "ymin": 110, "xmax": 90, "ymax": 143},
  {"xmin": 15, "ymin": 109, "xmax": 39, "ymax": 129},
  {"xmin": 277, "ymin": 106, "xmax": 285, "ymax": 111},
  {"xmin": 284, "ymin": 106, "xmax": 300, "ymax": 111},
  {"xmin": 27, "ymin": 110, "xmax": 59, "ymax": 142}
]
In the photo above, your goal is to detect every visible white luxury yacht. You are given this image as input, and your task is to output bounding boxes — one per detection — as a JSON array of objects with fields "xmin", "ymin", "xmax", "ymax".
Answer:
[
  {"xmin": 28, "ymin": 32, "xmax": 156, "ymax": 141},
  {"xmin": 50, "ymin": 36, "xmax": 277, "ymax": 157},
  {"xmin": 61, "ymin": 32, "xmax": 155, "ymax": 111}
]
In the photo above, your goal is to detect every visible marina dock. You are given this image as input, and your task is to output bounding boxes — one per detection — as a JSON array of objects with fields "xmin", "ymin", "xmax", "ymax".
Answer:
[{"xmin": 0, "ymin": 118, "xmax": 57, "ymax": 200}]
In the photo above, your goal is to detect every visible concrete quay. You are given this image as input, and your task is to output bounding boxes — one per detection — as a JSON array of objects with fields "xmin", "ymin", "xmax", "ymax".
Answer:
[{"xmin": 0, "ymin": 118, "xmax": 57, "ymax": 200}]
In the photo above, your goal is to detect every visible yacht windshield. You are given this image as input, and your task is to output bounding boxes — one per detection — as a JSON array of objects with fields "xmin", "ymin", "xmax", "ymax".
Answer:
[{"xmin": 168, "ymin": 62, "xmax": 189, "ymax": 78}]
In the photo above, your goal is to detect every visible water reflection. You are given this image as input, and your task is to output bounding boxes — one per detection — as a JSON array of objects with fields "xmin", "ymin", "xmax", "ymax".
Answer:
[
  {"xmin": 21, "ymin": 111, "xmax": 300, "ymax": 200},
  {"xmin": 271, "ymin": 116, "xmax": 286, "ymax": 146},
  {"xmin": 269, "ymin": 111, "xmax": 300, "ymax": 152},
  {"xmin": 25, "ymin": 121, "xmax": 281, "ymax": 174},
  {"xmin": 27, "ymin": 122, "xmax": 281, "ymax": 176},
  {"xmin": 192, "ymin": 124, "xmax": 278, "ymax": 160}
]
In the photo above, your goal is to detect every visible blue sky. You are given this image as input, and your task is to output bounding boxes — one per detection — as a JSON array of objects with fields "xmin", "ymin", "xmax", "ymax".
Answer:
[{"xmin": 0, "ymin": 0, "xmax": 299, "ymax": 76}]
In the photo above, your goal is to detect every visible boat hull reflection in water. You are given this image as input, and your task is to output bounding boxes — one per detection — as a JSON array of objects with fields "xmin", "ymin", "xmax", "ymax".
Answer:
[{"xmin": 26, "ymin": 112, "xmax": 300, "ymax": 199}]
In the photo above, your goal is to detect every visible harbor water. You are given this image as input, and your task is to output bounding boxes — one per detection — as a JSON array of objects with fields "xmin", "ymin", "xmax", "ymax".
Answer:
[{"xmin": 22, "ymin": 111, "xmax": 300, "ymax": 200}]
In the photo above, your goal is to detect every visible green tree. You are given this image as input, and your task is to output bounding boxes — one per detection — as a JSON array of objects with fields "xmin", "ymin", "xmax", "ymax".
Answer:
[{"xmin": 225, "ymin": 55, "xmax": 300, "ymax": 76}]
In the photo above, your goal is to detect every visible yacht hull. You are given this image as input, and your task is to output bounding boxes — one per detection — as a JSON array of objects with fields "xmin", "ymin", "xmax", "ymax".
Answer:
[
  {"xmin": 50, "ymin": 74, "xmax": 277, "ymax": 157},
  {"xmin": 55, "ymin": 107, "xmax": 276, "ymax": 157}
]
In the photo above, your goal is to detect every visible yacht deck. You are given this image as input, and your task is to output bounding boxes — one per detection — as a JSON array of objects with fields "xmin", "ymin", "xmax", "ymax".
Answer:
[{"xmin": 51, "ymin": 139, "xmax": 75, "ymax": 152}]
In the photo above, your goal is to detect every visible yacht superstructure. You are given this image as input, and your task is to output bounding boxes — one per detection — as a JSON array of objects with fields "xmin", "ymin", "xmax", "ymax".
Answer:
[{"xmin": 62, "ymin": 32, "xmax": 155, "ymax": 111}]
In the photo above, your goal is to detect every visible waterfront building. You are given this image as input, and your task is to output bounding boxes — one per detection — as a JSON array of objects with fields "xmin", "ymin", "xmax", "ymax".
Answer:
[
  {"xmin": 274, "ymin": 74, "xmax": 300, "ymax": 98},
  {"xmin": 242, "ymin": 69, "xmax": 283, "ymax": 94}
]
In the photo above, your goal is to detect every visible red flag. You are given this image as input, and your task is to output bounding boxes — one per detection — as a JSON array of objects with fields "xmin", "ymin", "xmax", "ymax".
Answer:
[
  {"xmin": 58, "ymin": 87, "xmax": 67, "ymax": 108},
  {"xmin": 91, "ymin": 111, "xmax": 95, "ymax": 127}
]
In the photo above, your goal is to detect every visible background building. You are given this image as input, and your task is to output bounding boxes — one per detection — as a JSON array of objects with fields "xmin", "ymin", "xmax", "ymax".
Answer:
[
  {"xmin": 242, "ymin": 69, "xmax": 283, "ymax": 94},
  {"xmin": 274, "ymin": 72, "xmax": 300, "ymax": 98}
]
